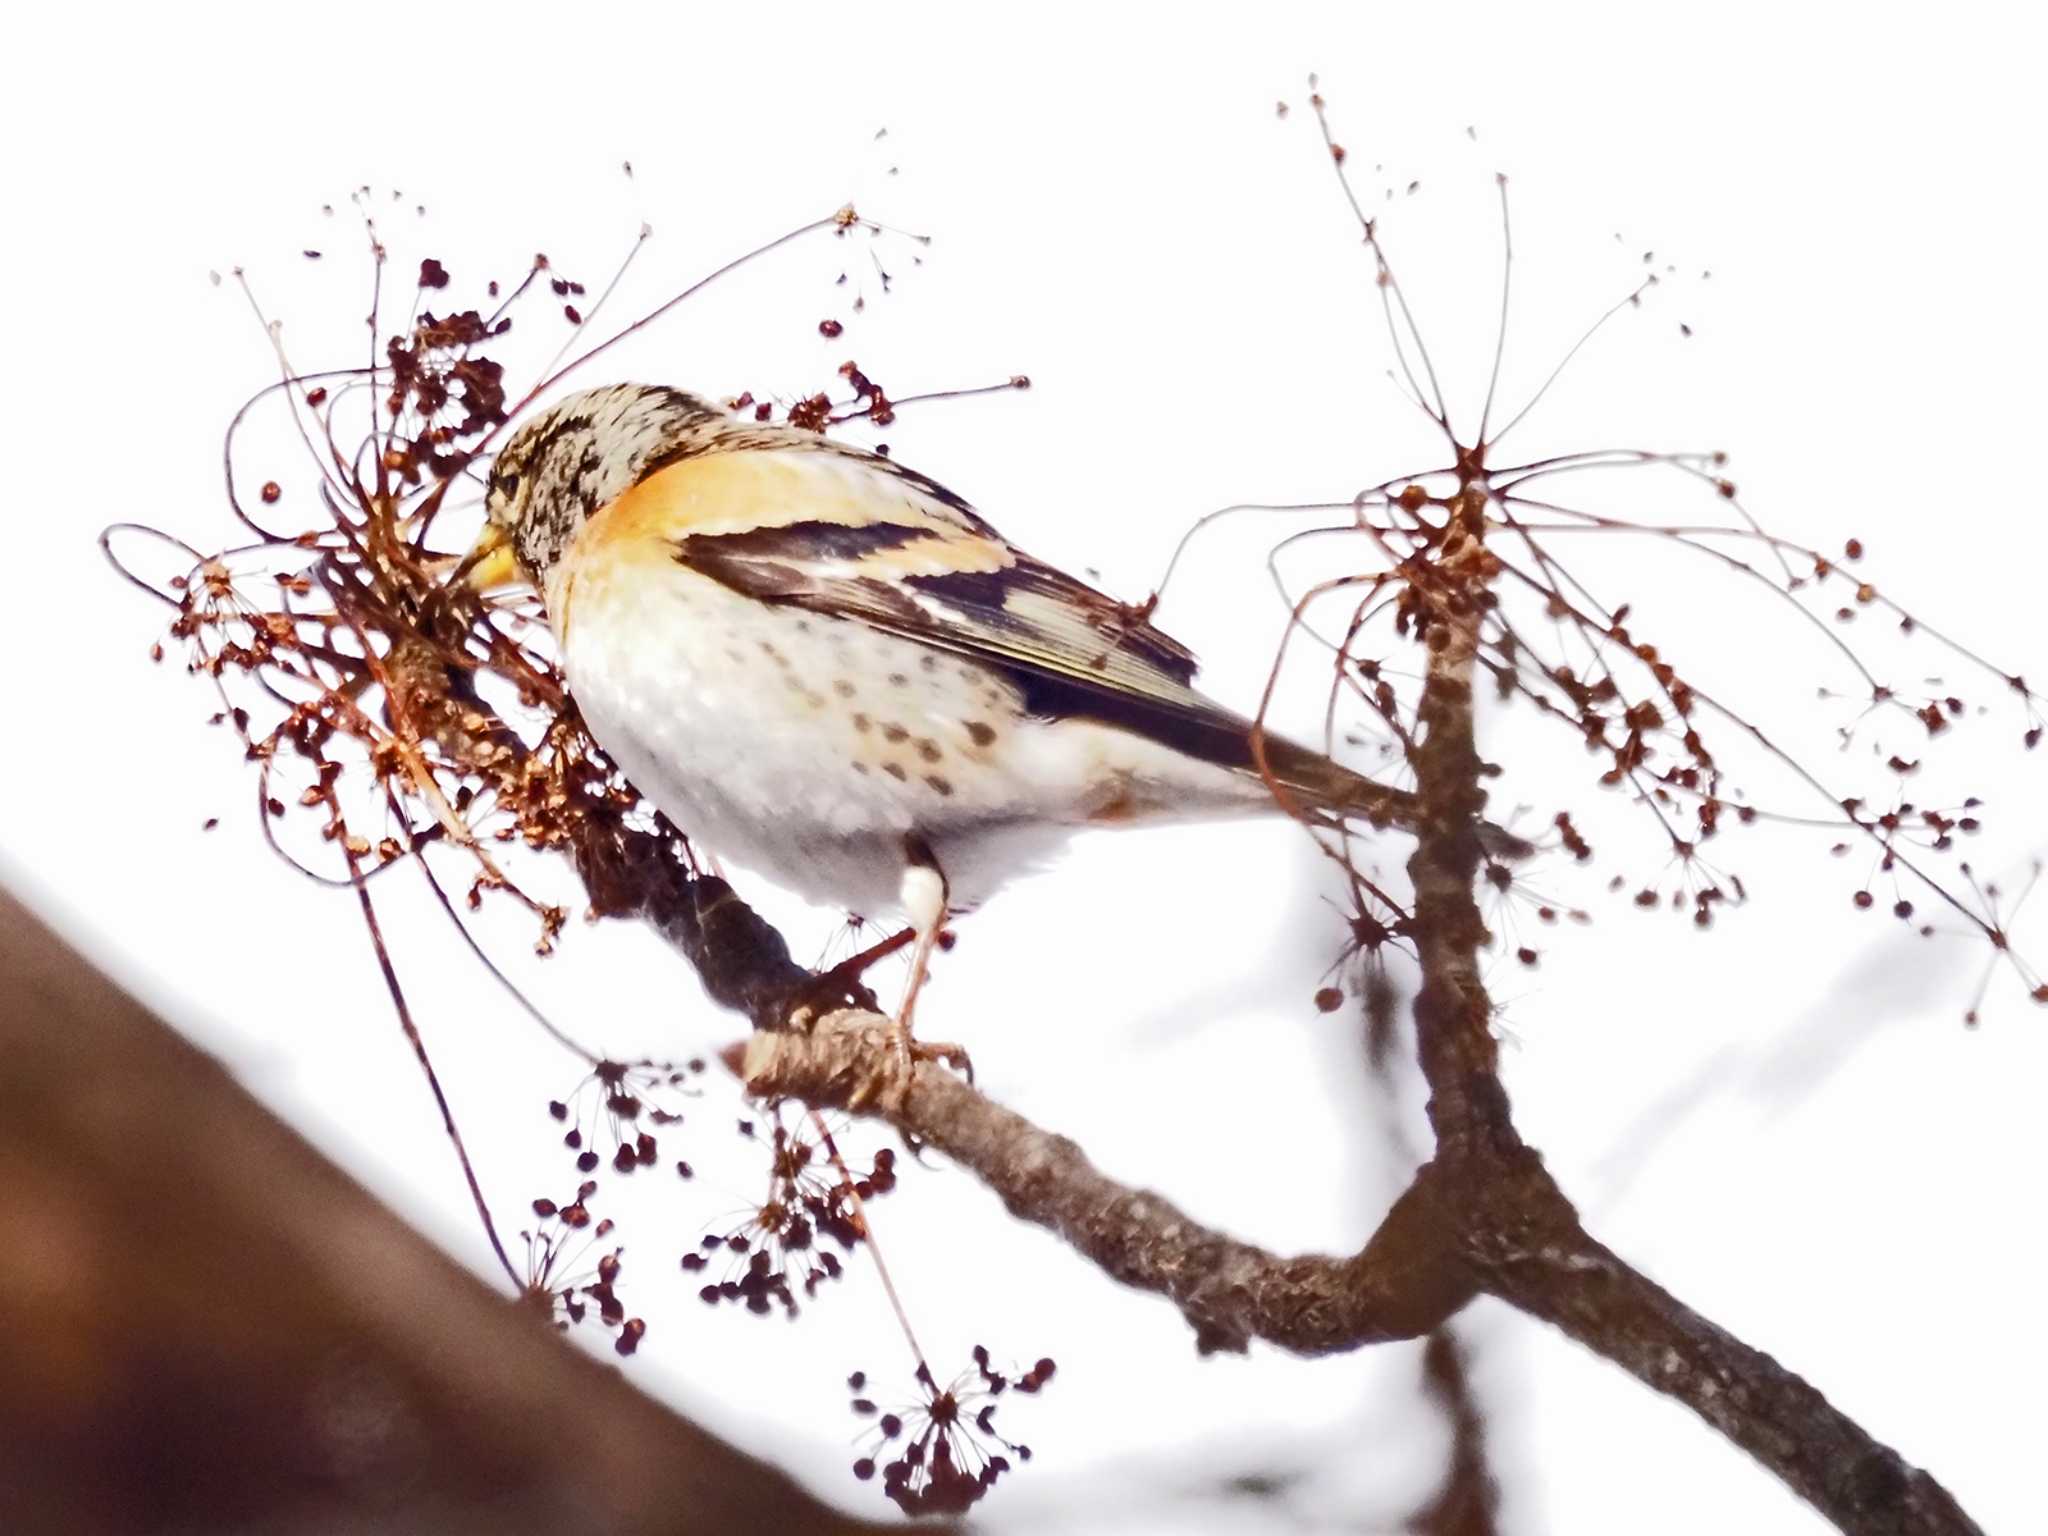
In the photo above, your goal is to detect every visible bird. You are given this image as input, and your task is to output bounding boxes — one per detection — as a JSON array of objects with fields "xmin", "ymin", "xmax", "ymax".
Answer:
[{"xmin": 465, "ymin": 383, "xmax": 1527, "ymax": 1053}]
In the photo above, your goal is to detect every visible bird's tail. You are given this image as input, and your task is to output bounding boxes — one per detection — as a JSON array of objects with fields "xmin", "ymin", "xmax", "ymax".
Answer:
[{"xmin": 1252, "ymin": 732, "xmax": 1536, "ymax": 862}]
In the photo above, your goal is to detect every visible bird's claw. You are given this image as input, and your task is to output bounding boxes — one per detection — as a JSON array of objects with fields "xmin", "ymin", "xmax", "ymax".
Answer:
[{"xmin": 887, "ymin": 1018, "xmax": 973, "ymax": 1085}]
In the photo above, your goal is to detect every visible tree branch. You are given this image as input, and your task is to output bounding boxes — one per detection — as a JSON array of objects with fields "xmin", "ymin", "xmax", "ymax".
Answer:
[
  {"xmin": 729, "ymin": 952, "xmax": 1977, "ymax": 1534},
  {"xmin": 1492, "ymin": 1234, "xmax": 1977, "ymax": 1534},
  {"xmin": 1365, "ymin": 965, "xmax": 1503, "ymax": 1536},
  {"xmin": 738, "ymin": 1012, "xmax": 1475, "ymax": 1356},
  {"xmin": 568, "ymin": 815, "xmax": 844, "ymax": 1028},
  {"xmin": 1406, "ymin": 486, "xmax": 1518, "ymax": 1158},
  {"xmin": 1393, "ymin": 478, "xmax": 1981, "ymax": 1536}
]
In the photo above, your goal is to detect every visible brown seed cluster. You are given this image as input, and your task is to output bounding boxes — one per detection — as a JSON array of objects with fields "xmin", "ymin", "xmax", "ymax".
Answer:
[
  {"xmin": 520, "ymin": 1179, "xmax": 646, "ymax": 1354},
  {"xmin": 681, "ymin": 1104, "xmax": 897, "ymax": 1316},
  {"xmin": 548, "ymin": 1056, "xmax": 703, "ymax": 1175},
  {"xmin": 848, "ymin": 1349, "xmax": 1055, "ymax": 1516}
]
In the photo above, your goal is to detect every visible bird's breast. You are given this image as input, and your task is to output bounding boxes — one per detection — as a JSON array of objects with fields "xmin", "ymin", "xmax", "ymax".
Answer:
[{"xmin": 553, "ymin": 524, "xmax": 1066, "ymax": 914}]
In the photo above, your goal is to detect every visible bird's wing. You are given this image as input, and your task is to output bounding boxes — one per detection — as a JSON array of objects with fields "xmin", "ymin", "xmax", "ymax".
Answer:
[{"xmin": 648, "ymin": 442, "xmax": 1217, "ymax": 718}]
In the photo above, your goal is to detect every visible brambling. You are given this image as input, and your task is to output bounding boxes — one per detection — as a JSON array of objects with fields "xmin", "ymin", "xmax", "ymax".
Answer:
[{"xmin": 469, "ymin": 384, "xmax": 1527, "ymax": 1045}]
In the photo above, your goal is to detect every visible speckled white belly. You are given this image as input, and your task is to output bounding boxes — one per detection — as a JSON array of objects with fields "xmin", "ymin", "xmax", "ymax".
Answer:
[{"xmin": 554, "ymin": 551, "xmax": 1118, "ymax": 917}]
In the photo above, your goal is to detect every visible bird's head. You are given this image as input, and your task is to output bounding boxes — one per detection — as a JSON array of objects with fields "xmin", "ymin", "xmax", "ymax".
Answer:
[{"xmin": 466, "ymin": 383, "xmax": 726, "ymax": 593}]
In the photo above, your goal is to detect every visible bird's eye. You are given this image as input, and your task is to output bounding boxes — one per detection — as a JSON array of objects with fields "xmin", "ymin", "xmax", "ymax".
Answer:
[{"xmin": 497, "ymin": 469, "xmax": 521, "ymax": 498}]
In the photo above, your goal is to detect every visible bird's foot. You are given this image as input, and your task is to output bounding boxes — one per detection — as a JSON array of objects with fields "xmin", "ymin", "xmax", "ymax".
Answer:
[{"xmin": 885, "ymin": 1013, "xmax": 974, "ymax": 1085}]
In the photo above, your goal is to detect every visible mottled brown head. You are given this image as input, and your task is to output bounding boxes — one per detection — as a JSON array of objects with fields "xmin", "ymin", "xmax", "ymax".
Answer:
[{"xmin": 484, "ymin": 384, "xmax": 726, "ymax": 583}]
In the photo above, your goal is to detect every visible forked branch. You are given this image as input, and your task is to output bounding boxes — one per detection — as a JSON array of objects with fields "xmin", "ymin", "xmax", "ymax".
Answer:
[{"xmin": 734, "ymin": 463, "xmax": 1983, "ymax": 1536}]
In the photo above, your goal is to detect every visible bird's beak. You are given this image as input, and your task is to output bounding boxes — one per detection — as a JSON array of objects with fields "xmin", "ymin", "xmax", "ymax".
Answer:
[{"xmin": 461, "ymin": 522, "xmax": 524, "ymax": 593}]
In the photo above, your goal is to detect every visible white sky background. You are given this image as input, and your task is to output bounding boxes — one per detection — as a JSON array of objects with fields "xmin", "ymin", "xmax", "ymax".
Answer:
[{"xmin": 5, "ymin": 4, "xmax": 2047, "ymax": 1532}]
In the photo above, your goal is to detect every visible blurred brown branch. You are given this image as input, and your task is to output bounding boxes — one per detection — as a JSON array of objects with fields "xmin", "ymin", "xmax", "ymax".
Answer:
[
  {"xmin": 0, "ymin": 885, "xmax": 909, "ymax": 1536},
  {"xmin": 1409, "ymin": 1331, "xmax": 1500, "ymax": 1536},
  {"xmin": 1364, "ymin": 958, "xmax": 1502, "ymax": 1536}
]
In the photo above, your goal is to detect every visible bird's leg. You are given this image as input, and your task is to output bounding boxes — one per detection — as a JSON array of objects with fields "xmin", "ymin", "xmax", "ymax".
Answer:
[{"xmin": 890, "ymin": 838, "xmax": 972, "ymax": 1081}]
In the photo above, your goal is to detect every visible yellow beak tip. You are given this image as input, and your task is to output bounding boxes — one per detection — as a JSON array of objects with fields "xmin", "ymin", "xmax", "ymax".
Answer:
[{"xmin": 463, "ymin": 528, "xmax": 524, "ymax": 593}]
